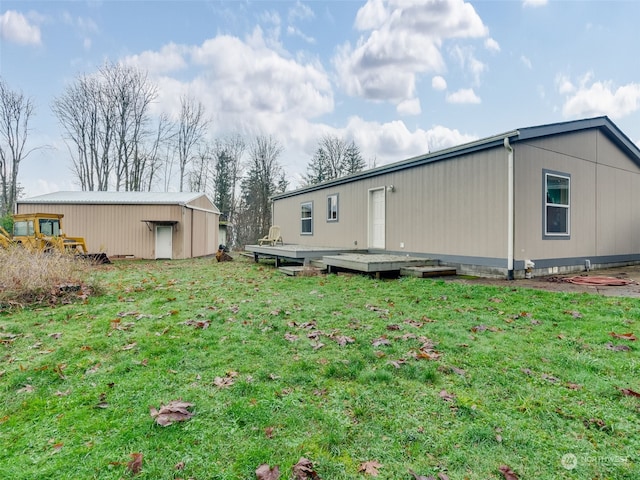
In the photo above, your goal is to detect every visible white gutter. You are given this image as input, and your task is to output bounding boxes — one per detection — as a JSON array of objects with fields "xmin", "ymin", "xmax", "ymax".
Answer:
[
  {"xmin": 504, "ymin": 137, "xmax": 515, "ymax": 280},
  {"xmin": 184, "ymin": 204, "xmax": 220, "ymax": 215}
]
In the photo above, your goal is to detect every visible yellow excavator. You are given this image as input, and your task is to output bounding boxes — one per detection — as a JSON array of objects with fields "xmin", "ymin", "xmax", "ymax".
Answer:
[{"xmin": 0, "ymin": 212, "xmax": 110, "ymax": 263}]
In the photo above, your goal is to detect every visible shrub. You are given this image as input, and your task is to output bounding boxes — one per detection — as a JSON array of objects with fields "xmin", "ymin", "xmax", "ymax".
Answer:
[
  {"xmin": 0, "ymin": 246, "xmax": 97, "ymax": 308},
  {"xmin": 0, "ymin": 214, "xmax": 12, "ymax": 232}
]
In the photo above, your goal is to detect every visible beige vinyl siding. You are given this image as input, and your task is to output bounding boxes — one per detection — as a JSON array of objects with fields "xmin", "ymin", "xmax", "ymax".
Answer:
[
  {"xmin": 273, "ymin": 147, "xmax": 508, "ymax": 259},
  {"xmin": 189, "ymin": 208, "xmax": 218, "ymax": 257},
  {"xmin": 514, "ymin": 130, "xmax": 640, "ymax": 261},
  {"xmin": 16, "ymin": 203, "xmax": 180, "ymax": 258},
  {"xmin": 16, "ymin": 199, "xmax": 218, "ymax": 259}
]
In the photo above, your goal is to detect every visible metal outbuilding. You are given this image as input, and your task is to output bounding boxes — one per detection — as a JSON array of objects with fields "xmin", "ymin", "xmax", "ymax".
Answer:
[
  {"xmin": 270, "ymin": 116, "xmax": 640, "ymax": 279},
  {"xmin": 16, "ymin": 192, "xmax": 219, "ymax": 260}
]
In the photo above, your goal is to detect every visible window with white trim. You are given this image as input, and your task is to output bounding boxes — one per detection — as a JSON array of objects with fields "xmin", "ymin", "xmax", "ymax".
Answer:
[
  {"xmin": 327, "ymin": 194, "xmax": 338, "ymax": 222},
  {"xmin": 301, "ymin": 201, "xmax": 313, "ymax": 234},
  {"xmin": 544, "ymin": 171, "xmax": 570, "ymax": 237}
]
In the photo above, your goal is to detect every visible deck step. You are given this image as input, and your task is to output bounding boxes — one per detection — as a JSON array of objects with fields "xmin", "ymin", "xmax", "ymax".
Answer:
[
  {"xmin": 279, "ymin": 265, "xmax": 327, "ymax": 276},
  {"xmin": 400, "ymin": 266, "xmax": 457, "ymax": 278}
]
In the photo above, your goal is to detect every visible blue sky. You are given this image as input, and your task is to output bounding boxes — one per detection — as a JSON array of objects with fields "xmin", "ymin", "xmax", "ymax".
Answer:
[{"xmin": 2, "ymin": 0, "xmax": 640, "ymax": 197}]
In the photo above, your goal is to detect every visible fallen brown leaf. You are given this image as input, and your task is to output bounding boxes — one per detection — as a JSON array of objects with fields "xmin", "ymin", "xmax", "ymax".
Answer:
[
  {"xmin": 183, "ymin": 319, "xmax": 210, "ymax": 329},
  {"xmin": 389, "ymin": 358, "xmax": 407, "ymax": 368},
  {"xmin": 439, "ymin": 390, "xmax": 456, "ymax": 402},
  {"xmin": 292, "ymin": 457, "xmax": 321, "ymax": 479},
  {"xmin": 610, "ymin": 332, "xmax": 637, "ymax": 341},
  {"xmin": 214, "ymin": 374, "xmax": 237, "ymax": 388},
  {"xmin": 127, "ymin": 452, "xmax": 143, "ymax": 475},
  {"xmin": 408, "ymin": 469, "xmax": 433, "ymax": 479},
  {"xmin": 256, "ymin": 463, "xmax": 280, "ymax": 480},
  {"xmin": 499, "ymin": 464, "xmax": 519, "ymax": 480},
  {"xmin": 149, "ymin": 400, "xmax": 194, "ymax": 426},
  {"xmin": 371, "ymin": 337, "xmax": 391, "ymax": 347},
  {"xmin": 605, "ymin": 342, "xmax": 631, "ymax": 351},
  {"xmin": 619, "ymin": 387, "xmax": 640, "ymax": 398},
  {"xmin": 359, "ymin": 460, "xmax": 382, "ymax": 476}
]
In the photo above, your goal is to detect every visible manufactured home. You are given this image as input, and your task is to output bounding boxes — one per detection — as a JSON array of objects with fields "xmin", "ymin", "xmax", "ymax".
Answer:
[
  {"xmin": 16, "ymin": 192, "xmax": 219, "ymax": 260},
  {"xmin": 270, "ymin": 116, "xmax": 640, "ymax": 278}
]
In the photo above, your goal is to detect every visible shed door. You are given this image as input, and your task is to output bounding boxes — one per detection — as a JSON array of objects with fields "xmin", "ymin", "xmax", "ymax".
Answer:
[
  {"xmin": 368, "ymin": 188, "xmax": 385, "ymax": 249},
  {"xmin": 155, "ymin": 225, "xmax": 173, "ymax": 259}
]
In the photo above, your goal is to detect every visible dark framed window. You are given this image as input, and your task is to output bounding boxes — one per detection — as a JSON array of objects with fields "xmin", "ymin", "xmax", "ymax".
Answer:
[
  {"xmin": 544, "ymin": 170, "xmax": 570, "ymax": 238},
  {"xmin": 327, "ymin": 194, "xmax": 338, "ymax": 222},
  {"xmin": 301, "ymin": 201, "xmax": 313, "ymax": 234}
]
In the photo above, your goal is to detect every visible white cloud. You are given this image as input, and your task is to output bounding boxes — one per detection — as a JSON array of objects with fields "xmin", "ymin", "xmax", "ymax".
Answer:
[
  {"xmin": 446, "ymin": 88, "xmax": 481, "ymax": 104},
  {"xmin": 288, "ymin": 1, "xmax": 314, "ymax": 22},
  {"xmin": 432, "ymin": 76, "xmax": 447, "ymax": 91},
  {"xmin": 123, "ymin": 27, "xmax": 333, "ymax": 154},
  {"xmin": 344, "ymin": 116, "xmax": 477, "ymax": 164},
  {"xmin": 286, "ymin": 25, "xmax": 316, "ymax": 44},
  {"xmin": 484, "ymin": 37, "xmax": 500, "ymax": 52},
  {"xmin": 523, "ymin": 0, "xmax": 548, "ymax": 7},
  {"xmin": 334, "ymin": 0, "xmax": 489, "ymax": 106},
  {"xmin": 450, "ymin": 45, "xmax": 486, "ymax": 85},
  {"xmin": 561, "ymin": 79, "xmax": 640, "ymax": 120},
  {"xmin": 123, "ymin": 43, "xmax": 188, "ymax": 74},
  {"xmin": 0, "ymin": 10, "xmax": 41, "ymax": 45},
  {"xmin": 396, "ymin": 98, "xmax": 421, "ymax": 116},
  {"xmin": 555, "ymin": 74, "xmax": 575, "ymax": 94},
  {"xmin": 520, "ymin": 55, "xmax": 532, "ymax": 69}
]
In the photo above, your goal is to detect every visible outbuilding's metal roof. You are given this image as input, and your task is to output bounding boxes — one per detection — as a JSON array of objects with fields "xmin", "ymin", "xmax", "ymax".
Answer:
[
  {"xmin": 273, "ymin": 115, "xmax": 640, "ymax": 200},
  {"xmin": 19, "ymin": 191, "xmax": 214, "ymax": 208}
]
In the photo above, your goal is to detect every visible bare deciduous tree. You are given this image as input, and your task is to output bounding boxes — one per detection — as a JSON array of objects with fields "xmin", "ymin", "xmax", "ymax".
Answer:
[
  {"xmin": 0, "ymin": 78, "xmax": 35, "ymax": 216},
  {"xmin": 52, "ymin": 62, "xmax": 158, "ymax": 191},
  {"xmin": 101, "ymin": 62, "xmax": 158, "ymax": 191},
  {"xmin": 304, "ymin": 134, "xmax": 365, "ymax": 185},
  {"xmin": 175, "ymin": 95, "xmax": 209, "ymax": 192}
]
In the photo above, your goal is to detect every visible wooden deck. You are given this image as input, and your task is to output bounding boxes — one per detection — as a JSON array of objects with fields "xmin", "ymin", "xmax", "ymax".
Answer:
[
  {"xmin": 245, "ymin": 245, "xmax": 457, "ymax": 278},
  {"xmin": 323, "ymin": 253, "xmax": 437, "ymax": 276},
  {"xmin": 245, "ymin": 244, "xmax": 359, "ymax": 267}
]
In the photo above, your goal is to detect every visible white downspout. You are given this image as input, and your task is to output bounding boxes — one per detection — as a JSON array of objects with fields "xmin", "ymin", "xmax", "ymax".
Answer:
[{"xmin": 504, "ymin": 137, "xmax": 514, "ymax": 280}]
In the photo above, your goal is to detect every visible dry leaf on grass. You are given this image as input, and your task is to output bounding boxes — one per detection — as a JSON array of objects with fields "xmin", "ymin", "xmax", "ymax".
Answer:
[
  {"xmin": 605, "ymin": 342, "xmax": 630, "ymax": 351},
  {"xmin": 17, "ymin": 384, "xmax": 34, "ymax": 394},
  {"xmin": 610, "ymin": 332, "xmax": 637, "ymax": 341},
  {"xmin": 498, "ymin": 464, "xmax": 519, "ymax": 480},
  {"xmin": 359, "ymin": 460, "xmax": 382, "ymax": 476},
  {"xmin": 619, "ymin": 387, "xmax": 640, "ymax": 398},
  {"xmin": 371, "ymin": 336, "xmax": 391, "ymax": 347},
  {"xmin": 127, "ymin": 452, "xmax": 143, "ymax": 475},
  {"xmin": 439, "ymin": 390, "xmax": 456, "ymax": 402},
  {"xmin": 182, "ymin": 319, "xmax": 210, "ymax": 329},
  {"xmin": 292, "ymin": 457, "xmax": 321, "ymax": 479},
  {"xmin": 149, "ymin": 400, "xmax": 194, "ymax": 426},
  {"xmin": 214, "ymin": 371, "xmax": 239, "ymax": 388},
  {"xmin": 256, "ymin": 463, "xmax": 280, "ymax": 480}
]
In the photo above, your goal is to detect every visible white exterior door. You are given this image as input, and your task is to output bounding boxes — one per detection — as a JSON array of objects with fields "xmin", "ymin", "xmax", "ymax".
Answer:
[
  {"xmin": 368, "ymin": 187, "xmax": 385, "ymax": 249},
  {"xmin": 155, "ymin": 225, "xmax": 173, "ymax": 259}
]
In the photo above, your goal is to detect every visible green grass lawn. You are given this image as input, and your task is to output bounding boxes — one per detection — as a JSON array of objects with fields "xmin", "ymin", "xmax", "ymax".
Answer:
[{"xmin": 1, "ymin": 257, "xmax": 638, "ymax": 479}]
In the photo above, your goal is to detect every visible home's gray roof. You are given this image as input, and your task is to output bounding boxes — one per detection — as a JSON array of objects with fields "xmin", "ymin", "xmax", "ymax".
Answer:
[
  {"xmin": 273, "ymin": 116, "xmax": 640, "ymax": 200},
  {"xmin": 19, "ymin": 191, "xmax": 213, "ymax": 207}
]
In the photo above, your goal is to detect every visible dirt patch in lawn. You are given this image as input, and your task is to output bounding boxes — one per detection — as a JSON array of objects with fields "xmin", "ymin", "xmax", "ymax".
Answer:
[{"xmin": 446, "ymin": 265, "xmax": 640, "ymax": 298}]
